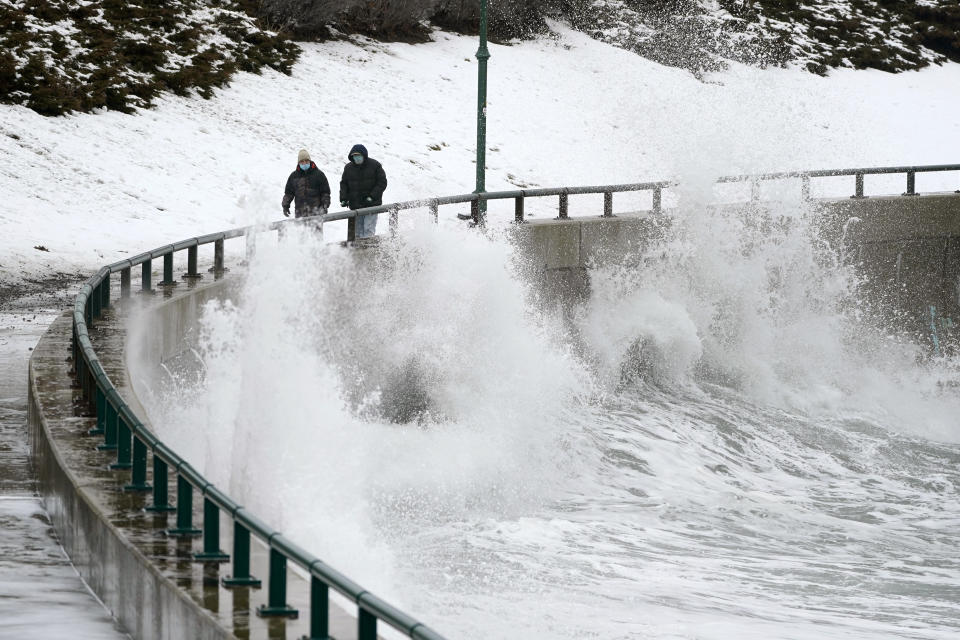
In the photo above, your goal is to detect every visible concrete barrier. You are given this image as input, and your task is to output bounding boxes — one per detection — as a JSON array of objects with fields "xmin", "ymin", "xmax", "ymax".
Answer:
[{"xmin": 515, "ymin": 192, "xmax": 960, "ymax": 322}]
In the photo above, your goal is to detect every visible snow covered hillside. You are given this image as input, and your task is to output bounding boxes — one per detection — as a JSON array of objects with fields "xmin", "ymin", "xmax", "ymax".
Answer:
[
  {"xmin": 1, "ymin": 26, "xmax": 959, "ymax": 289},
  {"xmin": 581, "ymin": 0, "xmax": 960, "ymax": 75}
]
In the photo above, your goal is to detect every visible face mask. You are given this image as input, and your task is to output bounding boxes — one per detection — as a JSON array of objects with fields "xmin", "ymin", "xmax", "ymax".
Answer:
[
  {"xmin": 351, "ymin": 155, "xmax": 364, "ymax": 165},
  {"xmin": 299, "ymin": 162, "xmax": 310, "ymax": 170}
]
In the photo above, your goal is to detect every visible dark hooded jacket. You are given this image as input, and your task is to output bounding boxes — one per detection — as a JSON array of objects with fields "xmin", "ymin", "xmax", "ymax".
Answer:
[
  {"xmin": 282, "ymin": 162, "xmax": 331, "ymax": 217},
  {"xmin": 339, "ymin": 144, "xmax": 387, "ymax": 210}
]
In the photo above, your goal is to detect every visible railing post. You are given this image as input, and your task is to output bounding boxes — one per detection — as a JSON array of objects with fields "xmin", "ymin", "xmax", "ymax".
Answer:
[
  {"xmin": 141, "ymin": 259, "xmax": 153, "ymax": 293},
  {"xmin": 145, "ymin": 454, "xmax": 175, "ymax": 512},
  {"xmin": 430, "ymin": 201, "xmax": 439, "ymax": 224},
  {"xmin": 750, "ymin": 178, "xmax": 761, "ymax": 201},
  {"xmin": 245, "ymin": 231, "xmax": 256, "ymax": 261},
  {"xmin": 79, "ymin": 361, "xmax": 87, "ymax": 401},
  {"xmin": 183, "ymin": 245, "xmax": 202, "ymax": 280},
  {"xmin": 347, "ymin": 217, "xmax": 357, "ymax": 242},
  {"xmin": 109, "ymin": 415, "xmax": 132, "ymax": 469},
  {"xmin": 223, "ymin": 521, "xmax": 261, "ymax": 587},
  {"xmin": 194, "ymin": 498, "xmax": 229, "ymax": 562},
  {"xmin": 801, "ymin": 175, "xmax": 811, "ymax": 200},
  {"xmin": 557, "ymin": 191, "xmax": 569, "ymax": 219},
  {"xmin": 389, "ymin": 207, "xmax": 399, "ymax": 236},
  {"xmin": 470, "ymin": 200, "xmax": 479, "ymax": 226},
  {"xmin": 208, "ymin": 238, "xmax": 226, "ymax": 275},
  {"xmin": 257, "ymin": 547, "xmax": 298, "ymax": 617},
  {"xmin": 515, "ymin": 196, "xmax": 524, "ymax": 223},
  {"xmin": 905, "ymin": 171, "xmax": 916, "ymax": 196},
  {"xmin": 68, "ymin": 325, "xmax": 77, "ymax": 377},
  {"xmin": 97, "ymin": 397, "xmax": 117, "ymax": 449},
  {"xmin": 159, "ymin": 252, "xmax": 177, "ymax": 286},
  {"xmin": 359, "ymin": 608, "xmax": 377, "ymax": 640},
  {"xmin": 101, "ymin": 273, "xmax": 110, "ymax": 310},
  {"xmin": 89, "ymin": 386, "xmax": 105, "ymax": 436},
  {"xmin": 91, "ymin": 282, "xmax": 101, "ymax": 319},
  {"xmin": 309, "ymin": 574, "xmax": 329, "ymax": 639},
  {"xmin": 76, "ymin": 355, "xmax": 86, "ymax": 395},
  {"xmin": 167, "ymin": 474, "xmax": 201, "ymax": 537},
  {"xmin": 853, "ymin": 173, "xmax": 865, "ymax": 198},
  {"xmin": 124, "ymin": 435, "xmax": 151, "ymax": 492},
  {"xmin": 652, "ymin": 187, "xmax": 662, "ymax": 214},
  {"xmin": 120, "ymin": 267, "xmax": 131, "ymax": 299},
  {"xmin": 69, "ymin": 326, "xmax": 77, "ymax": 381},
  {"xmin": 87, "ymin": 367, "xmax": 96, "ymax": 411},
  {"xmin": 603, "ymin": 192, "xmax": 613, "ymax": 217}
]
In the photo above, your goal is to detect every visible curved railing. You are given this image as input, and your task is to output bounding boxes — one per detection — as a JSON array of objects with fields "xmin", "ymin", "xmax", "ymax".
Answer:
[
  {"xmin": 327, "ymin": 162, "xmax": 960, "ymax": 237},
  {"xmin": 68, "ymin": 163, "xmax": 959, "ymax": 639}
]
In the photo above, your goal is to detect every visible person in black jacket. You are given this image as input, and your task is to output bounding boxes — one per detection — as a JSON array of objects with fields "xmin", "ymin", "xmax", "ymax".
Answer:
[
  {"xmin": 282, "ymin": 149, "xmax": 331, "ymax": 218},
  {"xmin": 339, "ymin": 144, "xmax": 387, "ymax": 238}
]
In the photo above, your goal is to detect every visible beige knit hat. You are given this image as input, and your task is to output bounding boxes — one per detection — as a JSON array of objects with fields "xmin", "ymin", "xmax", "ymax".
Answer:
[{"xmin": 298, "ymin": 149, "xmax": 310, "ymax": 163}]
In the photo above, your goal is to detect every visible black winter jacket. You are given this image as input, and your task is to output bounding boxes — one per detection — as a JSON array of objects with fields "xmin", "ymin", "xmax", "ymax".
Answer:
[
  {"xmin": 339, "ymin": 144, "xmax": 387, "ymax": 210},
  {"xmin": 282, "ymin": 163, "xmax": 331, "ymax": 217}
]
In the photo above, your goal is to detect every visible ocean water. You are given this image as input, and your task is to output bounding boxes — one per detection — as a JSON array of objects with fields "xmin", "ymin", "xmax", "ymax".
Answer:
[{"xmin": 137, "ymin": 197, "xmax": 960, "ymax": 639}]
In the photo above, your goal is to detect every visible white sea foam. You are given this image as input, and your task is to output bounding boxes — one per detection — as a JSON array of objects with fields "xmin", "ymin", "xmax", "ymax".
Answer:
[{"xmin": 138, "ymin": 196, "xmax": 960, "ymax": 639}]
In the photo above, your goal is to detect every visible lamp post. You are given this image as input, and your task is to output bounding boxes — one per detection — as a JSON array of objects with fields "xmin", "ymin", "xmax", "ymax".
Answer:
[{"xmin": 474, "ymin": 0, "xmax": 490, "ymax": 226}]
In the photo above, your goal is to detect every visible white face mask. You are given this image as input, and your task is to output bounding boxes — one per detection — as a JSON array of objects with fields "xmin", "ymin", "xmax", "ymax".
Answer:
[{"xmin": 351, "ymin": 155, "xmax": 364, "ymax": 165}]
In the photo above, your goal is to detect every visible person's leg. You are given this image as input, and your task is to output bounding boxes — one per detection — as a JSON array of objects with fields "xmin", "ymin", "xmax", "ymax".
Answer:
[{"xmin": 355, "ymin": 214, "xmax": 368, "ymax": 238}]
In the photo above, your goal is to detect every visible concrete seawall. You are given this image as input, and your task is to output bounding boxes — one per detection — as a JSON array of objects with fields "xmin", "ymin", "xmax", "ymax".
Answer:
[{"xmin": 516, "ymin": 192, "xmax": 960, "ymax": 322}]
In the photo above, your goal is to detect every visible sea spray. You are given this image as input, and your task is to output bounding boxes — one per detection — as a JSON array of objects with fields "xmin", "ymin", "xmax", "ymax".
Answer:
[
  {"xmin": 143, "ymin": 220, "xmax": 596, "ymax": 602},
  {"xmin": 575, "ymin": 194, "xmax": 960, "ymax": 439},
  {"xmin": 132, "ymin": 202, "xmax": 960, "ymax": 639}
]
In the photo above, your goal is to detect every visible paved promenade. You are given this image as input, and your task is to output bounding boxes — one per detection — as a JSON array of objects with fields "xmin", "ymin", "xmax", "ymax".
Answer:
[{"xmin": 0, "ymin": 296, "xmax": 129, "ymax": 639}]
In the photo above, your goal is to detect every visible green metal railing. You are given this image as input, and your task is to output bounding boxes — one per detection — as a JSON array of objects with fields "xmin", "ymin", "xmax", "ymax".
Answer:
[
  {"xmin": 715, "ymin": 163, "xmax": 960, "ymax": 200},
  {"xmin": 69, "ymin": 163, "xmax": 959, "ymax": 638},
  {"xmin": 336, "ymin": 162, "xmax": 960, "ymax": 237}
]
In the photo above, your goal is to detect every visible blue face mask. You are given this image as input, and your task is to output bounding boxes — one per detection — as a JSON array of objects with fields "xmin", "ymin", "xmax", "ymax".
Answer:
[
  {"xmin": 351, "ymin": 155, "xmax": 364, "ymax": 165},
  {"xmin": 299, "ymin": 162, "xmax": 310, "ymax": 171}
]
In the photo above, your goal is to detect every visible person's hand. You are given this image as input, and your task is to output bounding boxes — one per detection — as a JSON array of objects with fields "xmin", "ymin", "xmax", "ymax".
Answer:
[
  {"xmin": 340, "ymin": 200, "xmax": 348, "ymax": 207},
  {"xmin": 283, "ymin": 208, "xmax": 290, "ymax": 217}
]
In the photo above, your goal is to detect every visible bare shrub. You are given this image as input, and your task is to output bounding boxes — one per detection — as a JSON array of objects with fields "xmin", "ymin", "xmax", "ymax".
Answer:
[
  {"xmin": 258, "ymin": 0, "xmax": 360, "ymax": 38},
  {"xmin": 338, "ymin": 0, "xmax": 442, "ymax": 40},
  {"xmin": 432, "ymin": 0, "xmax": 555, "ymax": 40},
  {"xmin": 259, "ymin": 0, "xmax": 555, "ymax": 41}
]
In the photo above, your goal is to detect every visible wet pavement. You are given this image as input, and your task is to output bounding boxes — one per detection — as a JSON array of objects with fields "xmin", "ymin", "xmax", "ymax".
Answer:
[{"xmin": 0, "ymin": 290, "xmax": 130, "ymax": 639}]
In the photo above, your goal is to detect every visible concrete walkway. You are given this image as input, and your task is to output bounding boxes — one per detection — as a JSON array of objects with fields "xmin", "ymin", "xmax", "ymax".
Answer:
[{"xmin": 0, "ymin": 297, "xmax": 130, "ymax": 639}]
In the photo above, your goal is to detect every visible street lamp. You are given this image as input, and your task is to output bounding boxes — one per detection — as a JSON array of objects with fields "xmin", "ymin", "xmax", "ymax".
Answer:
[{"xmin": 474, "ymin": 0, "xmax": 490, "ymax": 226}]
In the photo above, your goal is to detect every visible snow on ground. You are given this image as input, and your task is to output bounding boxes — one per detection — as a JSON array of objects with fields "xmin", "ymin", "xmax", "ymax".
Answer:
[{"xmin": 0, "ymin": 25, "xmax": 959, "ymax": 287}]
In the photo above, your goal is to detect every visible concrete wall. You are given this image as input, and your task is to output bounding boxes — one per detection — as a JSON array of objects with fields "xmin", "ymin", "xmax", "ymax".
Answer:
[
  {"xmin": 128, "ymin": 278, "xmax": 236, "ymax": 392},
  {"xmin": 512, "ymin": 213, "xmax": 670, "ymax": 306},
  {"xmin": 816, "ymin": 192, "xmax": 960, "ymax": 244},
  {"xmin": 515, "ymin": 192, "xmax": 960, "ymax": 322}
]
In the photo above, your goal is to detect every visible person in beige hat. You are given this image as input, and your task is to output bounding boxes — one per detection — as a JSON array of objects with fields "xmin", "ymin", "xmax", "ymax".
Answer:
[{"xmin": 282, "ymin": 149, "xmax": 331, "ymax": 218}]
